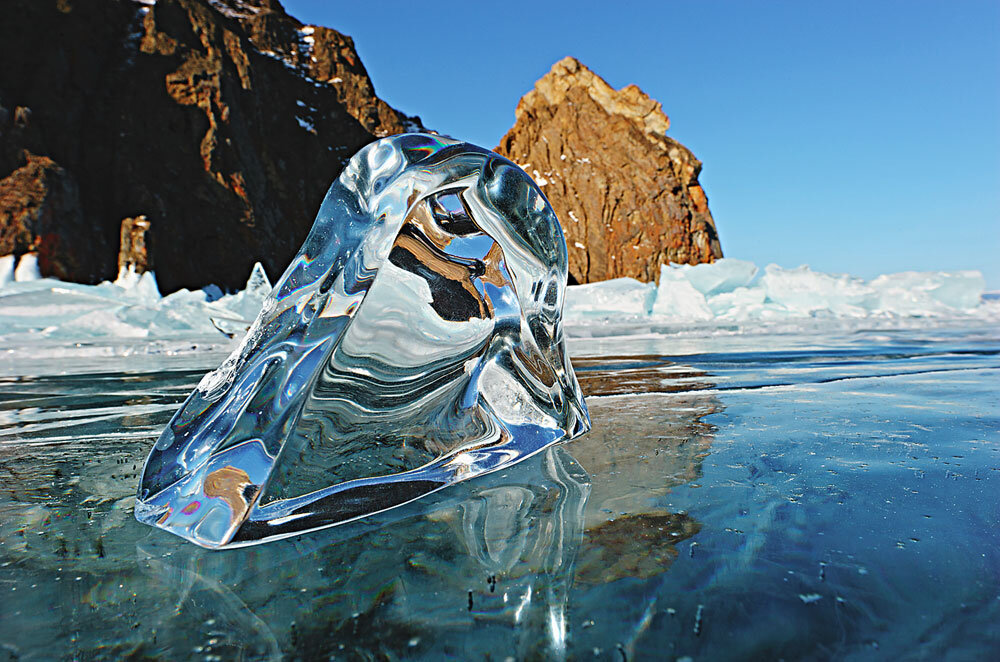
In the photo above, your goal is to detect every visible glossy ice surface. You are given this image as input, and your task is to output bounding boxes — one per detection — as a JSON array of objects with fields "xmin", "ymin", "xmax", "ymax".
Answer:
[
  {"xmin": 1, "ymin": 321, "xmax": 997, "ymax": 659},
  {"xmin": 134, "ymin": 134, "xmax": 589, "ymax": 548}
]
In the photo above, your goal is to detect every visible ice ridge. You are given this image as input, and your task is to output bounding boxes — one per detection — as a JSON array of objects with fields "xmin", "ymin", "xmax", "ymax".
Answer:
[{"xmin": 0, "ymin": 257, "xmax": 995, "ymax": 349}]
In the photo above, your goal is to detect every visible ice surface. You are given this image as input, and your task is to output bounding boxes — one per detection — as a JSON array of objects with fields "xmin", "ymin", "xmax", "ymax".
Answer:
[
  {"xmin": 564, "ymin": 277, "xmax": 655, "ymax": 317},
  {"xmin": 133, "ymin": 134, "xmax": 590, "ymax": 548},
  {"xmin": 2, "ymin": 320, "xmax": 997, "ymax": 659}
]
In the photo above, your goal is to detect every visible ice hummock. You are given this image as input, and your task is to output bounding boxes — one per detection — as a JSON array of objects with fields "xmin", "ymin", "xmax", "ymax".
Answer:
[
  {"xmin": 0, "ymin": 260, "xmax": 271, "ymax": 347},
  {"xmin": 0, "ymin": 256, "xmax": 995, "ymax": 360},
  {"xmin": 586, "ymin": 259, "xmax": 992, "ymax": 322}
]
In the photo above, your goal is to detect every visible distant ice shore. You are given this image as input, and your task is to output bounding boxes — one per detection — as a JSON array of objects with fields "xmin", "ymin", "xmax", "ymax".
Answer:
[
  {"xmin": 566, "ymin": 259, "xmax": 994, "ymax": 321},
  {"xmin": 1, "ymin": 255, "xmax": 996, "ymax": 358}
]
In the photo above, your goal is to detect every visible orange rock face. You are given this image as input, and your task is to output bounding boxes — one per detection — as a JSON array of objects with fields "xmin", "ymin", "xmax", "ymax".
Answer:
[{"xmin": 496, "ymin": 57, "xmax": 722, "ymax": 284}]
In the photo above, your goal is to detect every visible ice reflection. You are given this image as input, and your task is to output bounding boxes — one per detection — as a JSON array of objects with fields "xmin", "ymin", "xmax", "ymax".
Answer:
[
  {"xmin": 136, "ymin": 445, "xmax": 592, "ymax": 660},
  {"xmin": 125, "ymin": 386, "xmax": 718, "ymax": 658},
  {"xmin": 0, "ymin": 359, "xmax": 718, "ymax": 658}
]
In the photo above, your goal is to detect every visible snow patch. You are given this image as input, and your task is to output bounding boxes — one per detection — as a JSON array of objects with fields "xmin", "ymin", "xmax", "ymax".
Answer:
[{"xmin": 296, "ymin": 116, "xmax": 316, "ymax": 133}]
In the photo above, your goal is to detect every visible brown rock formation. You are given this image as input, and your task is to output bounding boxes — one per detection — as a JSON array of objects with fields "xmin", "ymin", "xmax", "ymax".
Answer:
[
  {"xmin": 496, "ymin": 57, "xmax": 721, "ymax": 284},
  {"xmin": 118, "ymin": 215, "xmax": 153, "ymax": 277},
  {"xmin": 0, "ymin": 151, "xmax": 96, "ymax": 280},
  {"xmin": 0, "ymin": 0, "xmax": 422, "ymax": 292}
]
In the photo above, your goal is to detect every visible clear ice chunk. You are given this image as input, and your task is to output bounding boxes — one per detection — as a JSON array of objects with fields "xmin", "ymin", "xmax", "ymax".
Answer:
[
  {"xmin": 651, "ymin": 265, "xmax": 714, "ymax": 320},
  {"xmin": 135, "ymin": 133, "xmax": 591, "ymax": 548},
  {"xmin": 669, "ymin": 258, "xmax": 758, "ymax": 296},
  {"xmin": 0, "ymin": 254, "xmax": 14, "ymax": 287}
]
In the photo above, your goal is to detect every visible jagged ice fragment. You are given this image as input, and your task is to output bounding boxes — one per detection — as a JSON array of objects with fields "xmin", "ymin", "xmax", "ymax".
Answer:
[{"xmin": 134, "ymin": 133, "xmax": 591, "ymax": 548}]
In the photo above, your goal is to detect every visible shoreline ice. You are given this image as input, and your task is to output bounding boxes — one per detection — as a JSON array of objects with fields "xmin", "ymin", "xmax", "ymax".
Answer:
[
  {"xmin": 565, "ymin": 259, "xmax": 993, "ymax": 322},
  {"xmin": 1, "ymin": 257, "xmax": 997, "ymax": 376}
]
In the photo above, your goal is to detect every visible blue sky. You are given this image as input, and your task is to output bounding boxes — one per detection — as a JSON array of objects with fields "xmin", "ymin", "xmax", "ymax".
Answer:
[{"xmin": 283, "ymin": 0, "xmax": 1000, "ymax": 287}]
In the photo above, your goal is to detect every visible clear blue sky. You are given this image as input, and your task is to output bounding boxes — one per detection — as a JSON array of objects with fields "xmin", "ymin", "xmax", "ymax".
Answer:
[{"xmin": 284, "ymin": 0, "xmax": 1000, "ymax": 287}]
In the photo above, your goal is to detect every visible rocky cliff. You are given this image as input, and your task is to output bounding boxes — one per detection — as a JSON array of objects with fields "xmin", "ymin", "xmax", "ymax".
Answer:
[
  {"xmin": 0, "ymin": 0, "xmax": 421, "ymax": 292},
  {"xmin": 497, "ymin": 57, "xmax": 721, "ymax": 284}
]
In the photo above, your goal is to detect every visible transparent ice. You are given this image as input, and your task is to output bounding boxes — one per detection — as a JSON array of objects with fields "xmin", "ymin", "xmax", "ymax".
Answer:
[{"xmin": 132, "ymin": 133, "xmax": 591, "ymax": 548}]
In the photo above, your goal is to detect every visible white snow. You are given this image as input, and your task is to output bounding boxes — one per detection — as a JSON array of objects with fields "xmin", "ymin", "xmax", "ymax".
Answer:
[
  {"xmin": 565, "ymin": 278, "xmax": 656, "ymax": 318},
  {"xmin": 0, "ymin": 262, "xmax": 271, "ymax": 351},
  {"xmin": 651, "ymin": 266, "xmax": 714, "ymax": 320},
  {"xmin": 13, "ymin": 253, "xmax": 41, "ymax": 282}
]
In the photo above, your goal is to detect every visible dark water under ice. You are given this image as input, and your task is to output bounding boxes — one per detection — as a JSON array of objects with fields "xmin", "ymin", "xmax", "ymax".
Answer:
[{"xmin": 0, "ymin": 322, "xmax": 998, "ymax": 660}]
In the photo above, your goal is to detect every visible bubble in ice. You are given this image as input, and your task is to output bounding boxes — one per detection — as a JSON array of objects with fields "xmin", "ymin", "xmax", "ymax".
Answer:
[{"xmin": 135, "ymin": 133, "xmax": 591, "ymax": 548}]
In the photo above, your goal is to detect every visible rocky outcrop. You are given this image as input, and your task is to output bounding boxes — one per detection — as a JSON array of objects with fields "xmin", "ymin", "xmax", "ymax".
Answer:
[
  {"xmin": 0, "ymin": 151, "xmax": 95, "ymax": 280},
  {"xmin": 497, "ymin": 57, "xmax": 721, "ymax": 284},
  {"xmin": 117, "ymin": 215, "xmax": 153, "ymax": 278},
  {"xmin": 0, "ymin": 0, "xmax": 422, "ymax": 292}
]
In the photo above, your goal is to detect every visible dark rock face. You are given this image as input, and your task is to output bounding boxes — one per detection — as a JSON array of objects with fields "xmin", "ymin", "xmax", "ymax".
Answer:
[
  {"xmin": 0, "ymin": 0, "xmax": 421, "ymax": 292},
  {"xmin": 496, "ymin": 57, "xmax": 721, "ymax": 285}
]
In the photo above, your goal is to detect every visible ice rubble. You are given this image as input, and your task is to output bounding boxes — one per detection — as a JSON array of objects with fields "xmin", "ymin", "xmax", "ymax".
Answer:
[
  {"xmin": 0, "ymin": 258, "xmax": 273, "ymax": 345},
  {"xmin": 568, "ymin": 259, "xmax": 992, "ymax": 322},
  {"xmin": 0, "ymin": 257, "xmax": 994, "ymax": 351}
]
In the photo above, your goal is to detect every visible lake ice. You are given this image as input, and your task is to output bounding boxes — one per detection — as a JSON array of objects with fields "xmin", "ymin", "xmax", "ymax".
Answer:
[{"xmin": 0, "ymin": 260, "xmax": 997, "ymax": 658}]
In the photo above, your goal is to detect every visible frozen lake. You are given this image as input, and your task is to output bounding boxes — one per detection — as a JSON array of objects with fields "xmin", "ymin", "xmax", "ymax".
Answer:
[{"xmin": 1, "ymin": 318, "xmax": 997, "ymax": 659}]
